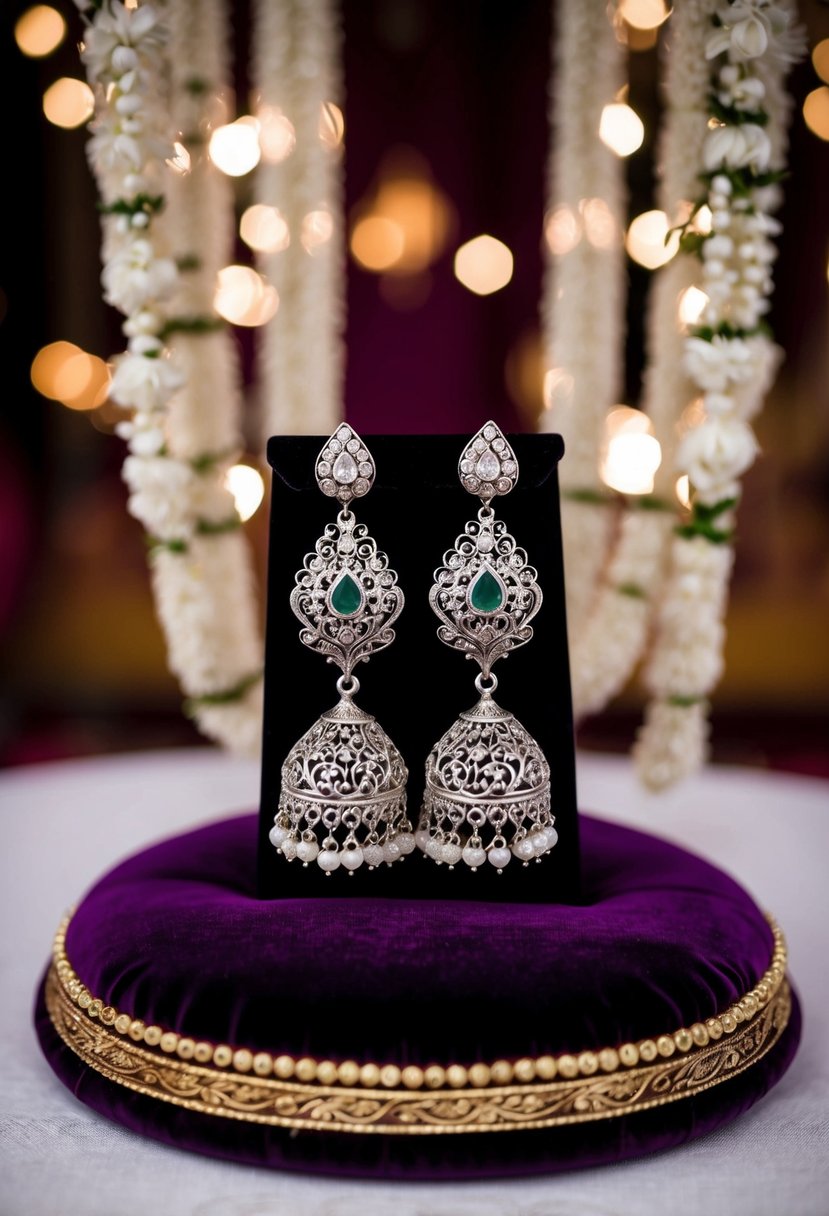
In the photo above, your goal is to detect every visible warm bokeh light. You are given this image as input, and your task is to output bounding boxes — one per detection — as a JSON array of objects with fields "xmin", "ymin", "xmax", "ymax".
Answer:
[
  {"xmin": 813, "ymin": 39, "xmax": 829, "ymax": 85},
  {"xmin": 694, "ymin": 204, "xmax": 713, "ymax": 234},
  {"xmin": 605, "ymin": 405, "xmax": 652, "ymax": 438},
  {"xmin": 240, "ymin": 204, "xmax": 290, "ymax": 253},
  {"xmin": 625, "ymin": 24, "xmax": 659, "ymax": 51},
  {"xmin": 319, "ymin": 101, "xmax": 345, "ymax": 148},
  {"xmin": 625, "ymin": 209, "xmax": 679, "ymax": 269},
  {"xmin": 31, "ymin": 342, "xmax": 111, "ymax": 410},
  {"xmin": 43, "ymin": 78, "xmax": 95, "ymax": 129},
  {"xmin": 504, "ymin": 330, "xmax": 545, "ymax": 424},
  {"xmin": 350, "ymin": 148, "xmax": 455, "ymax": 279},
  {"xmin": 166, "ymin": 141, "xmax": 191, "ymax": 175},
  {"xmin": 15, "ymin": 5, "xmax": 66, "ymax": 58},
  {"xmin": 619, "ymin": 0, "xmax": 670, "ymax": 30},
  {"xmin": 803, "ymin": 87, "xmax": 829, "ymax": 141},
  {"xmin": 543, "ymin": 366, "xmax": 575, "ymax": 410},
  {"xmin": 676, "ymin": 397, "xmax": 707, "ymax": 436},
  {"xmin": 454, "ymin": 235, "xmax": 513, "ymax": 296},
  {"xmin": 545, "ymin": 205, "xmax": 581, "ymax": 256},
  {"xmin": 300, "ymin": 209, "xmax": 334, "ymax": 254},
  {"xmin": 677, "ymin": 285, "xmax": 709, "ymax": 326},
  {"xmin": 601, "ymin": 407, "xmax": 662, "ymax": 495},
  {"xmin": 350, "ymin": 215, "xmax": 406, "ymax": 271},
  {"xmin": 258, "ymin": 107, "xmax": 296, "ymax": 163},
  {"xmin": 581, "ymin": 197, "xmax": 618, "ymax": 249},
  {"xmin": 208, "ymin": 120, "xmax": 262, "ymax": 176},
  {"xmin": 225, "ymin": 463, "xmax": 265, "ymax": 522},
  {"xmin": 599, "ymin": 103, "xmax": 645, "ymax": 157},
  {"xmin": 675, "ymin": 475, "xmax": 691, "ymax": 509},
  {"xmin": 214, "ymin": 265, "xmax": 279, "ymax": 326}
]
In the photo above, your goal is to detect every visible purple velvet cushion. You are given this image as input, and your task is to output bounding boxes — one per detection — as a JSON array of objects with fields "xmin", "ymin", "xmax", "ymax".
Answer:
[
  {"xmin": 34, "ymin": 812, "xmax": 800, "ymax": 1178},
  {"xmin": 60, "ymin": 813, "xmax": 774, "ymax": 1063}
]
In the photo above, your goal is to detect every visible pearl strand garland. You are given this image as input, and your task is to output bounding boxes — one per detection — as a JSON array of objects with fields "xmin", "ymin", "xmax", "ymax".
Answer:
[
  {"xmin": 253, "ymin": 0, "xmax": 345, "ymax": 439},
  {"xmin": 540, "ymin": 0, "xmax": 626, "ymax": 634},
  {"xmin": 571, "ymin": 0, "xmax": 716, "ymax": 720},
  {"xmin": 634, "ymin": 0, "xmax": 803, "ymax": 789}
]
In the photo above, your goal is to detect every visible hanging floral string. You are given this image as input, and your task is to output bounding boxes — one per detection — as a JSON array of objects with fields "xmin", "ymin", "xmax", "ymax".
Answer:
[
  {"xmin": 79, "ymin": 0, "xmax": 264, "ymax": 754},
  {"xmin": 570, "ymin": 0, "xmax": 716, "ymax": 719},
  {"xmin": 253, "ymin": 0, "xmax": 345, "ymax": 440},
  {"xmin": 634, "ymin": 0, "xmax": 803, "ymax": 788},
  {"xmin": 540, "ymin": 0, "xmax": 626, "ymax": 635}
]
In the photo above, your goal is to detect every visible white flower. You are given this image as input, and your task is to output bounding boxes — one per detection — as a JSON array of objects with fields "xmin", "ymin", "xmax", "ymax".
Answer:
[
  {"xmin": 684, "ymin": 335, "xmax": 755, "ymax": 392},
  {"xmin": 102, "ymin": 239, "xmax": 178, "ymax": 313},
  {"xmin": 82, "ymin": 3, "xmax": 165, "ymax": 83},
  {"xmin": 721, "ymin": 74, "xmax": 766, "ymax": 109},
  {"xmin": 677, "ymin": 415, "xmax": 759, "ymax": 496},
  {"xmin": 703, "ymin": 123, "xmax": 771, "ymax": 171},
  {"xmin": 110, "ymin": 351, "xmax": 184, "ymax": 412}
]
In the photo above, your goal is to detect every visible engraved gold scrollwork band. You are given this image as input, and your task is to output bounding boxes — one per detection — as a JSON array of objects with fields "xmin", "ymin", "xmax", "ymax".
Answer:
[{"xmin": 45, "ymin": 916, "xmax": 792, "ymax": 1135}]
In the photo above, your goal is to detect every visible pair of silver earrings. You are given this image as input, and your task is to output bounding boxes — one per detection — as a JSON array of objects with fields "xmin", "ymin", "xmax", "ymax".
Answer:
[{"xmin": 269, "ymin": 422, "xmax": 558, "ymax": 876}]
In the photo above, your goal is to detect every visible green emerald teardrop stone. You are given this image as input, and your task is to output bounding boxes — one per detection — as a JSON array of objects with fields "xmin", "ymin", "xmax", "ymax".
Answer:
[
  {"xmin": 469, "ymin": 568, "xmax": 504, "ymax": 613},
  {"xmin": 330, "ymin": 572, "xmax": 363, "ymax": 616}
]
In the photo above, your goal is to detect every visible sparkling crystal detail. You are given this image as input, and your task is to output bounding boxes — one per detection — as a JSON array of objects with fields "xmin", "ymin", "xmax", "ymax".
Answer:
[
  {"xmin": 332, "ymin": 451, "xmax": 358, "ymax": 484},
  {"xmin": 316, "ymin": 425, "xmax": 375, "ymax": 503},
  {"xmin": 475, "ymin": 451, "xmax": 501, "ymax": 481},
  {"xmin": 469, "ymin": 567, "xmax": 505, "ymax": 613},
  {"xmin": 330, "ymin": 572, "xmax": 363, "ymax": 616},
  {"xmin": 458, "ymin": 421, "xmax": 518, "ymax": 502}
]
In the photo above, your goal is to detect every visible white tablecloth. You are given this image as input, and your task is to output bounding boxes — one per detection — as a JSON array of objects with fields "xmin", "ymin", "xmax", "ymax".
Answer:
[{"xmin": 2, "ymin": 749, "xmax": 827, "ymax": 1216}]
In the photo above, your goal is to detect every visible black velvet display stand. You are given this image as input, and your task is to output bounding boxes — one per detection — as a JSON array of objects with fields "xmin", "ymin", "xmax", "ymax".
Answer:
[{"xmin": 258, "ymin": 433, "xmax": 580, "ymax": 902}]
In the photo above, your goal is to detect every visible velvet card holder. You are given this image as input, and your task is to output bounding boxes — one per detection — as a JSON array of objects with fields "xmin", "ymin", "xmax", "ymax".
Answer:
[{"xmin": 258, "ymin": 433, "xmax": 579, "ymax": 902}]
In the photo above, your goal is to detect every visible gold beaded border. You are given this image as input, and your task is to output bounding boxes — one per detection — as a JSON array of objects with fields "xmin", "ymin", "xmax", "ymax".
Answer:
[
  {"xmin": 49, "ymin": 914, "xmax": 788, "ymax": 1093},
  {"xmin": 44, "ymin": 966, "xmax": 791, "ymax": 1135}
]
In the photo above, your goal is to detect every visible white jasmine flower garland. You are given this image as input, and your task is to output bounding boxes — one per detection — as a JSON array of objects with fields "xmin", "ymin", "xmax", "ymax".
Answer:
[
  {"xmin": 635, "ymin": 0, "xmax": 803, "ymax": 788},
  {"xmin": 79, "ymin": 0, "xmax": 264, "ymax": 754}
]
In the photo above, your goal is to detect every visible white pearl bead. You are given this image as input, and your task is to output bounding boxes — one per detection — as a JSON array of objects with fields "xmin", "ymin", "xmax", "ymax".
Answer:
[
  {"xmin": 269, "ymin": 825, "xmax": 288, "ymax": 848},
  {"xmin": 318, "ymin": 849, "xmax": 341, "ymax": 872},
  {"xmin": 280, "ymin": 838, "xmax": 298, "ymax": 861},
  {"xmin": 425, "ymin": 838, "xmax": 443, "ymax": 861},
  {"xmin": 340, "ymin": 848, "xmax": 363, "ymax": 871},
  {"xmin": 441, "ymin": 843, "xmax": 462, "ymax": 866},
  {"xmin": 296, "ymin": 839, "xmax": 319, "ymax": 863},
  {"xmin": 415, "ymin": 829, "xmax": 430, "ymax": 852},
  {"xmin": 396, "ymin": 832, "xmax": 416, "ymax": 855},
  {"xmin": 363, "ymin": 844, "xmax": 385, "ymax": 868},
  {"xmin": 383, "ymin": 840, "xmax": 401, "ymax": 863},
  {"xmin": 512, "ymin": 838, "xmax": 535, "ymax": 861},
  {"xmin": 546, "ymin": 827, "xmax": 559, "ymax": 849},
  {"xmin": 488, "ymin": 847, "xmax": 511, "ymax": 870},
  {"xmin": 462, "ymin": 845, "xmax": 486, "ymax": 869},
  {"xmin": 531, "ymin": 830, "xmax": 549, "ymax": 853}
]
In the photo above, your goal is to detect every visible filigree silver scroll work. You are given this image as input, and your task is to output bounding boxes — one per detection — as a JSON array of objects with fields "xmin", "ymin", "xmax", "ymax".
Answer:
[
  {"xmin": 418, "ymin": 422, "xmax": 556, "ymax": 871},
  {"xmin": 271, "ymin": 425, "xmax": 414, "ymax": 875}
]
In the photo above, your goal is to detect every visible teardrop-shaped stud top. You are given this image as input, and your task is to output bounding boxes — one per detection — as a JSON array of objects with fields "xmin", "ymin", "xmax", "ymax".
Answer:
[
  {"xmin": 458, "ymin": 421, "xmax": 518, "ymax": 503},
  {"xmin": 316, "ymin": 424, "xmax": 375, "ymax": 505}
]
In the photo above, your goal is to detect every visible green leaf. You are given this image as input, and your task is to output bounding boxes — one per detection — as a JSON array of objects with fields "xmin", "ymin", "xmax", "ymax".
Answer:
[
  {"xmin": 616, "ymin": 582, "xmax": 646, "ymax": 599},
  {"xmin": 562, "ymin": 488, "xmax": 615, "ymax": 506},
  {"xmin": 184, "ymin": 671, "xmax": 263, "ymax": 713}
]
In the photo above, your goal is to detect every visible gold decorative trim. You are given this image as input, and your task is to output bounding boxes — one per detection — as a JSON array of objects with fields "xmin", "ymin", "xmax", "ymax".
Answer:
[
  {"xmin": 44, "ymin": 915, "xmax": 792, "ymax": 1133},
  {"xmin": 45, "ymin": 967, "xmax": 791, "ymax": 1135}
]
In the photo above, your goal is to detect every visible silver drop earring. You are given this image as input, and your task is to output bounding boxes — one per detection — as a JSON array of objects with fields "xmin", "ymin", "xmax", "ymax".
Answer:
[
  {"xmin": 418, "ymin": 422, "xmax": 557, "ymax": 872},
  {"xmin": 270, "ymin": 424, "xmax": 414, "ymax": 875}
]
